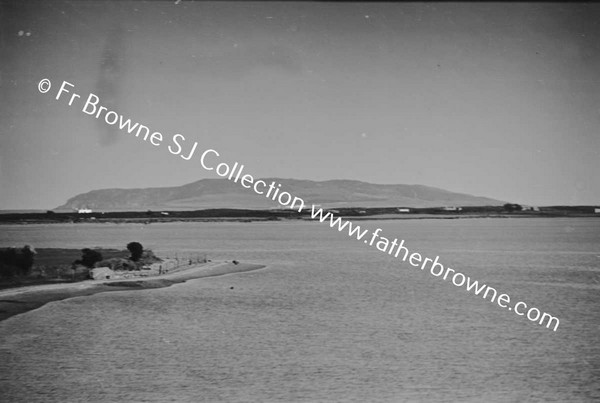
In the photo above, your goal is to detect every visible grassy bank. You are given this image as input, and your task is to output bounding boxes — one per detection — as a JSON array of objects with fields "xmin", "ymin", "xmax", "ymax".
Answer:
[{"xmin": 0, "ymin": 248, "xmax": 129, "ymax": 290}]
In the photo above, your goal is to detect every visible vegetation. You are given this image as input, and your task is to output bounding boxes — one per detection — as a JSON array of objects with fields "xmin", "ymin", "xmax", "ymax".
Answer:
[
  {"xmin": 74, "ymin": 248, "xmax": 104, "ymax": 268},
  {"xmin": 127, "ymin": 242, "xmax": 144, "ymax": 262},
  {"xmin": 503, "ymin": 203, "xmax": 523, "ymax": 212},
  {"xmin": 96, "ymin": 242, "xmax": 160, "ymax": 271},
  {"xmin": 0, "ymin": 243, "xmax": 172, "ymax": 290},
  {"xmin": 0, "ymin": 245, "xmax": 36, "ymax": 278},
  {"xmin": 95, "ymin": 257, "xmax": 138, "ymax": 271}
]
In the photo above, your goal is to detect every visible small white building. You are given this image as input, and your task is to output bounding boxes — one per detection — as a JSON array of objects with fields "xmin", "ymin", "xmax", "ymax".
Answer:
[
  {"xmin": 442, "ymin": 206, "xmax": 462, "ymax": 211},
  {"xmin": 90, "ymin": 267, "xmax": 114, "ymax": 280},
  {"xmin": 397, "ymin": 208, "xmax": 410, "ymax": 213},
  {"xmin": 595, "ymin": 208, "xmax": 600, "ymax": 214},
  {"xmin": 78, "ymin": 208, "xmax": 93, "ymax": 214}
]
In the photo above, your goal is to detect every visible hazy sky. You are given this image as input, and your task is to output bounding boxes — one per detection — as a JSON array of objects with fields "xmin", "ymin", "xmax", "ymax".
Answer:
[{"xmin": 1, "ymin": 1, "xmax": 599, "ymax": 209}]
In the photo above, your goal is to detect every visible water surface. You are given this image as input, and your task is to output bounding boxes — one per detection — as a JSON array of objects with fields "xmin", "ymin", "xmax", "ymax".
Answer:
[{"xmin": 0, "ymin": 218, "xmax": 599, "ymax": 402}]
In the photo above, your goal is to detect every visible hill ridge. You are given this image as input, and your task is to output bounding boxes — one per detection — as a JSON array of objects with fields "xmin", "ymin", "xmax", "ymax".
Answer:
[{"xmin": 56, "ymin": 178, "xmax": 504, "ymax": 212}]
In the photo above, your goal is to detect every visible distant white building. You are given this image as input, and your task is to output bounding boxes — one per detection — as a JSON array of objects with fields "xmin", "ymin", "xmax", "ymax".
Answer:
[
  {"xmin": 77, "ymin": 208, "xmax": 93, "ymax": 214},
  {"xmin": 397, "ymin": 208, "xmax": 410, "ymax": 213},
  {"xmin": 442, "ymin": 206, "xmax": 462, "ymax": 211},
  {"xmin": 595, "ymin": 208, "xmax": 600, "ymax": 214}
]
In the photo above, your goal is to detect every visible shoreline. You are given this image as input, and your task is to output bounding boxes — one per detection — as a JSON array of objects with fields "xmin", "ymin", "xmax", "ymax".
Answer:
[
  {"xmin": 0, "ymin": 213, "xmax": 598, "ymax": 226},
  {"xmin": 0, "ymin": 261, "xmax": 265, "ymax": 322}
]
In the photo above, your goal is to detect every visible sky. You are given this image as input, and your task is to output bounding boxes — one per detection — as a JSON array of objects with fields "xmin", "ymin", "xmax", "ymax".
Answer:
[{"xmin": 1, "ymin": 1, "xmax": 600, "ymax": 209}]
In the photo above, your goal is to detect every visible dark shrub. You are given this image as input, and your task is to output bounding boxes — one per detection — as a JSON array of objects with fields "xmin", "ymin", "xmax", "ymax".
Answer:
[
  {"xmin": 0, "ymin": 245, "xmax": 35, "ymax": 277},
  {"xmin": 15, "ymin": 245, "xmax": 35, "ymax": 275},
  {"xmin": 76, "ymin": 248, "xmax": 103, "ymax": 268},
  {"xmin": 127, "ymin": 242, "xmax": 144, "ymax": 262}
]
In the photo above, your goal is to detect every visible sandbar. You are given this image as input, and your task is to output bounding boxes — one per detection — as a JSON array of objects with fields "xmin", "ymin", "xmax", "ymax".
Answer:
[{"xmin": 0, "ymin": 261, "xmax": 265, "ymax": 322}]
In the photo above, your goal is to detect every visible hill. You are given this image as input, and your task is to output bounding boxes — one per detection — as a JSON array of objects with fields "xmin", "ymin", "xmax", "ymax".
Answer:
[{"xmin": 55, "ymin": 178, "xmax": 504, "ymax": 212}]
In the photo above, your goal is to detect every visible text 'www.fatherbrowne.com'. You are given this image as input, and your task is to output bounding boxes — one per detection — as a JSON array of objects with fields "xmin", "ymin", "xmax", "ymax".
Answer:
[
  {"xmin": 40, "ymin": 78, "xmax": 560, "ymax": 332},
  {"xmin": 308, "ymin": 207, "xmax": 559, "ymax": 331}
]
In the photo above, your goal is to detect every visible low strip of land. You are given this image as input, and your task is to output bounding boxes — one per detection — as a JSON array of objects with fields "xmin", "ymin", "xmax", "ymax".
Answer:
[
  {"xmin": 0, "ymin": 205, "xmax": 598, "ymax": 225},
  {"xmin": 0, "ymin": 261, "xmax": 265, "ymax": 322}
]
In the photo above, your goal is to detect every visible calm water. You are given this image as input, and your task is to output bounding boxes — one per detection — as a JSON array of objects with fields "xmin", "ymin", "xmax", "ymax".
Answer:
[{"xmin": 0, "ymin": 218, "xmax": 599, "ymax": 402}]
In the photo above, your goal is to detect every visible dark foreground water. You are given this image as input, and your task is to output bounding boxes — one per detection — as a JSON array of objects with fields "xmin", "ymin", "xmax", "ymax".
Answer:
[{"xmin": 0, "ymin": 218, "xmax": 599, "ymax": 402}]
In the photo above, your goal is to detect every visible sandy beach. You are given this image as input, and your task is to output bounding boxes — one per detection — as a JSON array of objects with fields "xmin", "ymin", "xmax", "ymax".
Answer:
[{"xmin": 0, "ymin": 261, "xmax": 265, "ymax": 322}]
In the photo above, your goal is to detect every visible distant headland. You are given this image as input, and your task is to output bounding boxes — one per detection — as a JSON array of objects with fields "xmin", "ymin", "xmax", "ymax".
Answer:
[{"xmin": 53, "ymin": 178, "xmax": 504, "ymax": 212}]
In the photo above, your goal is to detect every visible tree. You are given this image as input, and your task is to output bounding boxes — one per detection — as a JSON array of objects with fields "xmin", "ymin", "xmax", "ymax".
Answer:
[
  {"xmin": 15, "ymin": 245, "xmax": 36, "ymax": 276},
  {"xmin": 0, "ymin": 245, "xmax": 36, "ymax": 277},
  {"xmin": 127, "ymin": 242, "xmax": 144, "ymax": 262},
  {"xmin": 0, "ymin": 248, "xmax": 18, "ymax": 278},
  {"xmin": 79, "ymin": 248, "xmax": 103, "ymax": 268}
]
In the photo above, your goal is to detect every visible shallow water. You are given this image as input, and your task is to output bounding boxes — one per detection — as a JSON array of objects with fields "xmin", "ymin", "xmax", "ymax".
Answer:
[{"xmin": 0, "ymin": 218, "xmax": 599, "ymax": 402}]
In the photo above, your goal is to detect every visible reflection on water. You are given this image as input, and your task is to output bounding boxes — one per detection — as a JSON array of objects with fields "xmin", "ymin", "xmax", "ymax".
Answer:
[{"xmin": 0, "ymin": 218, "xmax": 599, "ymax": 402}]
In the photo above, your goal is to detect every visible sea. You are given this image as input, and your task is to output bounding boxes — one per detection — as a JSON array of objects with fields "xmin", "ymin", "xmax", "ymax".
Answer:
[{"xmin": 0, "ymin": 218, "xmax": 599, "ymax": 402}]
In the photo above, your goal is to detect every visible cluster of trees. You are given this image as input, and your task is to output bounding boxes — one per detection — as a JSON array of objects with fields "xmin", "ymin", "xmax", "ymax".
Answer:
[
  {"xmin": 0, "ymin": 241, "xmax": 160, "ymax": 281},
  {"xmin": 72, "ymin": 242, "xmax": 158, "ymax": 272},
  {"xmin": 71, "ymin": 243, "xmax": 144, "ymax": 269},
  {"xmin": 0, "ymin": 245, "xmax": 36, "ymax": 278}
]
